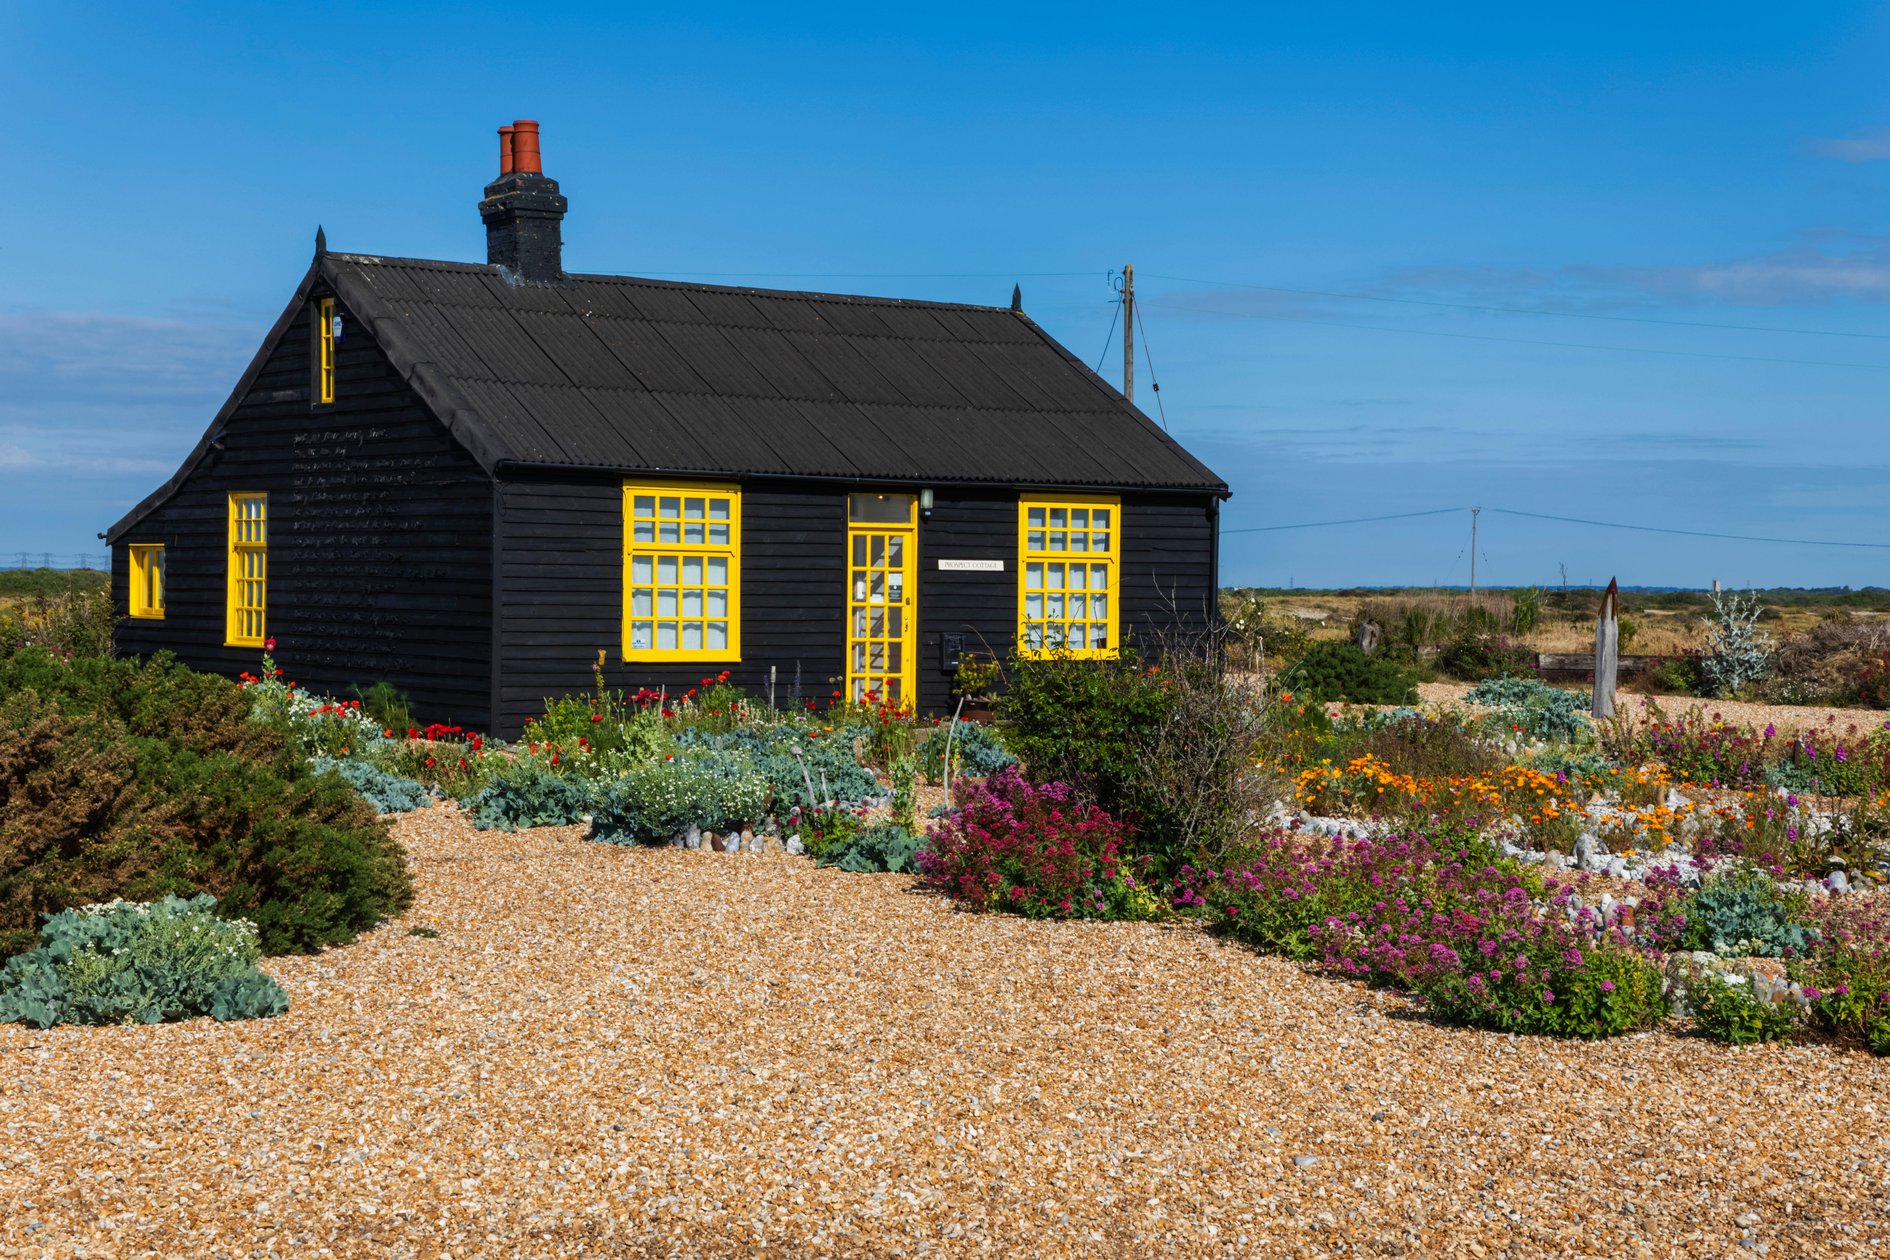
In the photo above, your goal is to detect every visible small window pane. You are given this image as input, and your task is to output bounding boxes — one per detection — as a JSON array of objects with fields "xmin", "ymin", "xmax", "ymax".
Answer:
[
  {"xmin": 633, "ymin": 521, "xmax": 655, "ymax": 543},
  {"xmin": 1091, "ymin": 508, "xmax": 1110, "ymax": 529},
  {"xmin": 1091, "ymin": 594, "xmax": 1109, "ymax": 619},
  {"xmin": 1070, "ymin": 509, "xmax": 1089, "ymax": 528},
  {"xmin": 1048, "ymin": 508, "xmax": 1067, "ymax": 528},
  {"xmin": 658, "ymin": 522, "xmax": 680, "ymax": 543},
  {"xmin": 635, "ymin": 495, "xmax": 655, "ymax": 516},
  {"xmin": 682, "ymin": 556, "xmax": 703, "ymax": 586},
  {"xmin": 1027, "ymin": 507, "xmax": 1046, "ymax": 528},
  {"xmin": 682, "ymin": 622, "xmax": 703, "ymax": 649},
  {"xmin": 682, "ymin": 589, "xmax": 703, "ymax": 616},
  {"xmin": 1090, "ymin": 564, "xmax": 1109, "ymax": 590},
  {"xmin": 1070, "ymin": 532, "xmax": 1089, "ymax": 552},
  {"xmin": 1025, "ymin": 562, "xmax": 1043, "ymax": 590},
  {"xmin": 706, "ymin": 556, "xmax": 728, "ymax": 586},
  {"xmin": 706, "ymin": 622, "xmax": 728, "ymax": 650},
  {"xmin": 707, "ymin": 524, "xmax": 729, "ymax": 546},
  {"xmin": 659, "ymin": 496, "xmax": 680, "ymax": 518},
  {"xmin": 632, "ymin": 556, "xmax": 653, "ymax": 583},
  {"xmin": 657, "ymin": 589, "xmax": 677, "ymax": 616},
  {"xmin": 706, "ymin": 590, "xmax": 727, "ymax": 617},
  {"xmin": 683, "ymin": 523, "xmax": 704, "ymax": 544},
  {"xmin": 1046, "ymin": 564, "xmax": 1065, "ymax": 590},
  {"xmin": 1048, "ymin": 532, "xmax": 1066, "ymax": 551},
  {"xmin": 631, "ymin": 621, "xmax": 653, "ymax": 649},
  {"xmin": 657, "ymin": 622, "xmax": 677, "ymax": 650},
  {"xmin": 709, "ymin": 499, "xmax": 730, "ymax": 521},
  {"xmin": 1027, "ymin": 531, "xmax": 1045, "ymax": 550},
  {"xmin": 657, "ymin": 556, "xmax": 678, "ymax": 585},
  {"xmin": 631, "ymin": 589, "xmax": 653, "ymax": 616},
  {"xmin": 1093, "ymin": 531, "xmax": 1110, "ymax": 553},
  {"xmin": 683, "ymin": 497, "xmax": 705, "ymax": 520}
]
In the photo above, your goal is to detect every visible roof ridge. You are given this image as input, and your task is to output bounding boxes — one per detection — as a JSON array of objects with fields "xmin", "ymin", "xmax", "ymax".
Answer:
[{"xmin": 330, "ymin": 252, "xmax": 1018, "ymax": 313}]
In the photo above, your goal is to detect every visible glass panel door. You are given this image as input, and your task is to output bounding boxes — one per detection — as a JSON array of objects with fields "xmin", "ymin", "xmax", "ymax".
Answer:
[{"xmin": 845, "ymin": 495, "xmax": 917, "ymax": 707}]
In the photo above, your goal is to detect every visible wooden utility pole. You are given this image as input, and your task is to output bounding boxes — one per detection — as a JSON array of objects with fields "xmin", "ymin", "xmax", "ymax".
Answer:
[
  {"xmin": 1469, "ymin": 506, "xmax": 1481, "ymax": 596},
  {"xmin": 1121, "ymin": 263, "xmax": 1135, "ymax": 402}
]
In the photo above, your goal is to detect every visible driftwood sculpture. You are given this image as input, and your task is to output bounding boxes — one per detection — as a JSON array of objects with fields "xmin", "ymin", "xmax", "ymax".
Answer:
[{"xmin": 1593, "ymin": 577, "xmax": 1619, "ymax": 720}]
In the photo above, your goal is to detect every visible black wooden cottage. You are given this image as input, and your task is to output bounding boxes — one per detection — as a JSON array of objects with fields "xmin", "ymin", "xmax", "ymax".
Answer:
[{"xmin": 108, "ymin": 121, "xmax": 1228, "ymax": 737}]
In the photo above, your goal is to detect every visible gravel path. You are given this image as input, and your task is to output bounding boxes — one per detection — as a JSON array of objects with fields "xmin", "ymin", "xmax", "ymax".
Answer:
[
  {"xmin": 5, "ymin": 808, "xmax": 1890, "ymax": 1257},
  {"xmin": 1415, "ymin": 681, "xmax": 1889, "ymax": 737}
]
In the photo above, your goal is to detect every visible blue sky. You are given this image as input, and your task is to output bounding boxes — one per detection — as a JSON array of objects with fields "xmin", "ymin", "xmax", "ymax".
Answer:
[{"xmin": 2, "ymin": 1, "xmax": 1888, "ymax": 587}]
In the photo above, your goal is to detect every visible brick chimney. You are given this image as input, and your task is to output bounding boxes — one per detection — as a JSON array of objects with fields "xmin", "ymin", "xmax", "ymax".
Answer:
[{"xmin": 479, "ymin": 120, "xmax": 568, "ymax": 282}]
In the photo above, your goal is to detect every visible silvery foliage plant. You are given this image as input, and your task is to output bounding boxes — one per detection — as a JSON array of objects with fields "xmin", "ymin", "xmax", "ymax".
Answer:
[{"xmin": 1702, "ymin": 589, "xmax": 1774, "ymax": 697}]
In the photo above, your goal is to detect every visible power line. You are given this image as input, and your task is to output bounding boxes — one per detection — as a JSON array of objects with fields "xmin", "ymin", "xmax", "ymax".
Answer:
[
  {"xmin": 1220, "ymin": 508, "xmax": 1465, "ymax": 535},
  {"xmin": 1147, "ymin": 272, "xmax": 1890, "ymax": 342},
  {"xmin": 1484, "ymin": 507, "xmax": 1890, "ymax": 550},
  {"xmin": 1093, "ymin": 300, "xmax": 1122, "ymax": 375},
  {"xmin": 1218, "ymin": 504, "xmax": 1890, "ymax": 551},
  {"xmin": 1131, "ymin": 296, "xmax": 1168, "ymax": 430},
  {"xmin": 1206, "ymin": 311, "xmax": 1890, "ymax": 371}
]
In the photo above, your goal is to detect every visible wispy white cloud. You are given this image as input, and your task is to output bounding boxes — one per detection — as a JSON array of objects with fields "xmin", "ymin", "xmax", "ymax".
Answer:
[{"xmin": 1810, "ymin": 126, "xmax": 1890, "ymax": 163}]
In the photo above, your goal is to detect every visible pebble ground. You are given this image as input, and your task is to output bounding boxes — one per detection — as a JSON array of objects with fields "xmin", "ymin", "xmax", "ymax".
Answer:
[{"xmin": 3, "ymin": 808, "xmax": 1889, "ymax": 1259}]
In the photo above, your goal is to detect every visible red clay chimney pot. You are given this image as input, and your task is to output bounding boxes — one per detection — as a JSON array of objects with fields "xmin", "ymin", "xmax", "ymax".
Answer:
[
  {"xmin": 511, "ymin": 119, "xmax": 542, "ymax": 174},
  {"xmin": 498, "ymin": 124, "xmax": 515, "ymax": 175}
]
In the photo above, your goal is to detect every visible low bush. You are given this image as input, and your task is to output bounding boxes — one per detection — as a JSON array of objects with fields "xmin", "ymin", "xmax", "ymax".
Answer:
[
  {"xmin": 1684, "ymin": 968, "xmax": 1799, "ymax": 1045},
  {"xmin": 588, "ymin": 749, "xmax": 768, "ymax": 845},
  {"xmin": 1278, "ymin": 641, "xmax": 1419, "ymax": 706},
  {"xmin": 786, "ymin": 801, "xmax": 873, "ymax": 860},
  {"xmin": 0, "ymin": 648, "xmax": 412, "ymax": 958},
  {"xmin": 465, "ymin": 755, "xmax": 592, "ymax": 831},
  {"xmin": 820, "ymin": 822, "xmax": 924, "ymax": 874},
  {"xmin": 0, "ymin": 895, "xmax": 288, "ymax": 1028},
  {"xmin": 0, "ymin": 585, "xmax": 115, "ymax": 661},
  {"xmin": 998, "ymin": 649, "xmax": 1171, "ymax": 813},
  {"xmin": 1436, "ymin": 633, "xmax": 1535, "ymax": 683},
  {"xmin": 1635, "ymin": 654, "xmax": 1705, "ymax": 697},
  {"xmin": 312, "ymin": 756, "xmax": 429, "ymax": 814},
  {"xmin": 349, "ymin": 681, "xmax": 416, "ymax": 738},
  {"xmin": 917, "ymin": 720, "xmax": 1017, "ymax": 784},
  {"xmin": 1355, "ymin": 711, "xmax": 1506, "ymax": 782},
  {"xmin": 918, "ymin": 767, "xmax": 1160, "ymax": 920},
  {"xmin": 1799, "ymin": 895, "xmax": 1890, "ymax": 1054}
]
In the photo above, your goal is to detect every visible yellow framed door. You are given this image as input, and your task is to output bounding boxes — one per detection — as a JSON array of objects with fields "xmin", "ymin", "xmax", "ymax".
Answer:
[{"xmin": 845, "ymin": 493, "xmax": 917, "ymax": 706}]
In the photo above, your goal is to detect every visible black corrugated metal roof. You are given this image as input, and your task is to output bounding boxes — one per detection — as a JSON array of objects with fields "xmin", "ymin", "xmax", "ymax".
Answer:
[{"xmin": 326, "ymin": 254, "xmax": 1227, "ymax": 493}]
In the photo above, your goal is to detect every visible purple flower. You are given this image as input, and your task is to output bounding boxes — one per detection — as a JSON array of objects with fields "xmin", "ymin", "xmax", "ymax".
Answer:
[{"xmin": 1599, "ymin": 980, "xmax": 1616, "ymax": 993}]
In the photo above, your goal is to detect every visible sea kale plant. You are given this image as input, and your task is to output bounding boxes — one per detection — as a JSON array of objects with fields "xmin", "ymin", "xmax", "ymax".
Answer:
[{"xmin": 0, "ymin": 895, "xmax": 289, "ymax": 1028}]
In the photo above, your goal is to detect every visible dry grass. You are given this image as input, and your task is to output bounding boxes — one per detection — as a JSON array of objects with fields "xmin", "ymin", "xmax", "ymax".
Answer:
[{"xmin": 4, "ymin": 807, "xmax": 1890, "ymax": 1257}]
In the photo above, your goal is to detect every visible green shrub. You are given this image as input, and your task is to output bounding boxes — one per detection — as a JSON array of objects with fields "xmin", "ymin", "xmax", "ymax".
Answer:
[
  {"xmin": 589, "ymin": 750, "xmax": 768, "ymax": 845},
  {"xmin": 528, "ymin": 692, "xmax": 672, "ymax": 770},
  {"xmin": 349, "ymin": 681, "xmax": 415, "ymax": 737},
  {"xmin": 999, "ymin": 648, "xmax": 1170, "ymax": 810},
  {"xmin": 1419, "ymin": 947, "xmax": 1668, "ymax": 1040},
  {"xmin": 679, "ymin": 726, "xmax": 881, "ymax": 810},
  {"xmin": 1686, "ymin": 969, "xmax": 1799, "ymax": 1045},
  {"xmin": 312, "ymin": 756, "xmax": 429, "ymax": 814},
  {"xmin": 1277, "ymin": 641, "xmax": 1419, "ymax": 705},
  {"xmin": 464, "ymin": 755, "xmax": 593, "ymax": 831},
  {"xmin": 916, "ymin": 720, "xmax": 1017, "ymax": 784},
  {"xmin": 0, "ymin": 894, "xmax": 288, "ymax": 1028},
  {"xmin": 1437, "ymin": 632, "xmax": 1535, "ymax": 683},
  {"xmin": 0, "ymin": 649, "xmax": 411, "ymax": 959},
  {"xmin": 1679, "ymin": 869, "xmax": 1817, "ymax": 958},
  {"xmin": 1639, "ymin": 654, "xmax": 1704, "ymax": 697},
  {"xmin": 819, "ymin": 822, "xmax": 923, "ymax": 873}
]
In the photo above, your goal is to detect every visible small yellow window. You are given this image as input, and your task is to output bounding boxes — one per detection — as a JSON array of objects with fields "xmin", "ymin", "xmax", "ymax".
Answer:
[
  {"xmin": 1018, "ymin": 495, "xmax": 1120, "ymax": 659},
  {"xmin": 622, "ymin": 481, "xmax": 741, "ymax": 661},
  {"xmin": 128, "ymin": 544, "xmax": 165, "ymax": 619},
  {"xmin": 226, "ymin": 493, "xmax": 267, "ymax": 647},
  {"xmin": 315, "ymin": 297, "xmax": 336, "ymax": 405}
]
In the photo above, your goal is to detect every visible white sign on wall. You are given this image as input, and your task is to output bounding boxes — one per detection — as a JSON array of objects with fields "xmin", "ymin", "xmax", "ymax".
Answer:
[{"xmin": 937, "ymin": 558, "xmax": 1005, "ymax": 572}]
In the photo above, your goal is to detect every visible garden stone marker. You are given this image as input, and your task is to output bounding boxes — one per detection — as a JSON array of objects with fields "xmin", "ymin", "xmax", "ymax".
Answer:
[
  {"xmin": 1353, "ymin": 620, "xmax": 1381, "ymax": 655},
  {"xmin": 1593, "ymin": 577, "xmax": 1619, "ymax": 721}
]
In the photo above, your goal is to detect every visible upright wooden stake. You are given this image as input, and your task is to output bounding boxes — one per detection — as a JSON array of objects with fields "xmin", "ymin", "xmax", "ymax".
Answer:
[
  {"xmin": 1594, "ymin": 576, "xmax": 1619, "ymax": 720},
  {"xmin": 1122, "ymin": 263, "xmax": 1134, "ymax": 402}
]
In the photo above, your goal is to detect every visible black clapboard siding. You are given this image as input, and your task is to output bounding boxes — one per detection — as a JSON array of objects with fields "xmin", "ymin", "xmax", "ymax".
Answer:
[
  {"xmin": 113, "ymin": 291, "xmax": 494, "ymax": 729},
  {"xmin": 493, "ymin": 474, "xmax": 850, "ymax": 736}
]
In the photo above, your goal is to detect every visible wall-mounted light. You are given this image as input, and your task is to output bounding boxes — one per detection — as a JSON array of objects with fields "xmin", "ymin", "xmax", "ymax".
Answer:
[{"xmin": 919, "ymin": 487, "xmax": 934, "ymax": 520}]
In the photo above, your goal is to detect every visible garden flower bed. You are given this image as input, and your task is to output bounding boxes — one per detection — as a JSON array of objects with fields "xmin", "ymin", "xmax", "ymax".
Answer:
[{"xmin": 5, "ymin": 807, "xmax": 1889, "ymax": 1257}]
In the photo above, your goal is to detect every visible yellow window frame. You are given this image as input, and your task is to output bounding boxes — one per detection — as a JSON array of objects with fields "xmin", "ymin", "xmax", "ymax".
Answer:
[
  {"xmin": 315, "ymin": 296, "xmax": 336, "ymax": 405},
  {"xmin": 1017, "ymin": 493, "xmax": 1120, "ymax": 660},
  {"xmin": 622, "ymin": 480, "xmax": 742, "ymax": 662},
  {"xmin": 128, "ymin": 544, "xmax": 165, "ymax": 619},
  {"xmin": 226, "ymin": 493, "xmax": 267, "ymax": 647}
]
